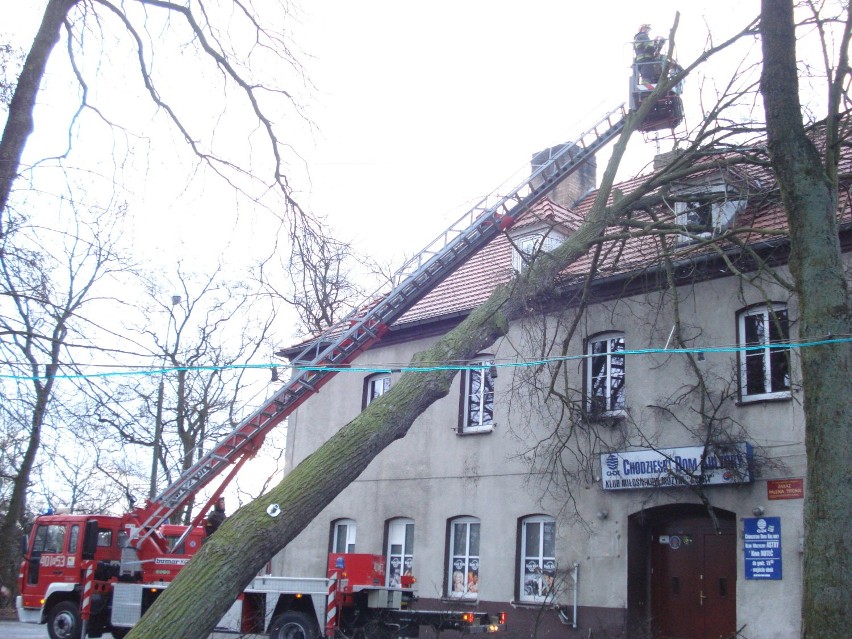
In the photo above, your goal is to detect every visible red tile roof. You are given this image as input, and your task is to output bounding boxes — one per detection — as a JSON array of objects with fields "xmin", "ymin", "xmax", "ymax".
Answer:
[{"xmin": 393, "ymin": 119, "xmax": 852, "ymax": 329}]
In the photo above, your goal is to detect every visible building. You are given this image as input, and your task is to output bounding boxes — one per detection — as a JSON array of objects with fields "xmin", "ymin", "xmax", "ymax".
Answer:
[{"xmin": 273, "ymin": 118, "xmax": 850, "ymax": 639}]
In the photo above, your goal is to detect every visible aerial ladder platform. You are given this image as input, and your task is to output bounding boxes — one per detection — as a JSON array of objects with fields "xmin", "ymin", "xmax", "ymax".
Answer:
[{"xmin": 131, "ymin": 103, "xmax": 628, "ymax": 547}]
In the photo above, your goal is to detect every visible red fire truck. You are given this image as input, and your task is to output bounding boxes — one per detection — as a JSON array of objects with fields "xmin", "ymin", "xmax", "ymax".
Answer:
[{"xmin": 17, "ymin": 102, "xmax": 634, "ymax": 639}]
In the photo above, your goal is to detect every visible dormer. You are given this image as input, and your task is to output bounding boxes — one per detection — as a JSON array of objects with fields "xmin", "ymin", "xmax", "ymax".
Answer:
[
  {"xmin": 671, "ymin": 173, "xmax": 749, "ymax": 245},
  {"xmin": 508, "ymin": 203, "xmax": 579, "ymax": 272}
]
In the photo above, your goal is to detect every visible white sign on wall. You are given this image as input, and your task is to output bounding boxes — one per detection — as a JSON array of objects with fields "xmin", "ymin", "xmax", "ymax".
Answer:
[{"xmin": 600, "ymin": 442, "xmax": 753, "ymax": 490}]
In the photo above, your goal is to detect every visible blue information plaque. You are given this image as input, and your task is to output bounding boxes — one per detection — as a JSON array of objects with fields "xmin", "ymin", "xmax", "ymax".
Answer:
[{"xmin": 744, "ymin": 516, "xmax": 782, "ymax": 580}]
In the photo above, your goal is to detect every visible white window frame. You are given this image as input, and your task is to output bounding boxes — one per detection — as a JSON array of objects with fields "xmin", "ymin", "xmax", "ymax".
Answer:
[
  {"xmin": 365, "ymin": 372, "xmax": 391, "ymax": 407},
  {"xmin": 447, "ymin": 517, "xmax": 480, "ymax": 600},
  {"xmin": 738, "ymin": 303, "xmax": 791, "ymax": 401},
  {"xmin": 674, "ymin": 185, "xmax": 745, "ymax": 245},
  {"xmin": 386, "ymin": 518, "xmax": 414, "ymax": 588},
  {"xmin": 512, "ymin": 231, "xmax": 565, "ymax": 272},
  {"xmin": 519, "ymin": 515, "xmax": 557, "ymax": 603},
  {"xmin": 586, "ymin": 332, "xmax": 626, "ymax": 417},
  {"xmin": 461, "ymin": 358, "xmax": 495, "ymax": 433},
  {"xmin": 332, "ymin": 519, "xmax": 357, "ymax": 554}
]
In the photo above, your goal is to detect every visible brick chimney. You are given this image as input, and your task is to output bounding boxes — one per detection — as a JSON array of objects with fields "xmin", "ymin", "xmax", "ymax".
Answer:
[{"xmin": 530, "ymin": 143, "xmax": 597, "ymax": 209}]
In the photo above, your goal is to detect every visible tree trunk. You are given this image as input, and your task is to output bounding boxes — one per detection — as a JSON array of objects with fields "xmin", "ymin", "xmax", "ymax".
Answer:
[
  {"xmin": 0, "ymin": 0, "xmax": 78, "ymax": 224},
  {"xmin": 760, "ymin": 2, "xmax": 852, "ymax": 637}
]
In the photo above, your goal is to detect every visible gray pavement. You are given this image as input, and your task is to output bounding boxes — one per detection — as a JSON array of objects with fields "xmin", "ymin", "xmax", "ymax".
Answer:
[{"xmin": 0, "ymin": 620, "xmax": 119, "ymax": 638}]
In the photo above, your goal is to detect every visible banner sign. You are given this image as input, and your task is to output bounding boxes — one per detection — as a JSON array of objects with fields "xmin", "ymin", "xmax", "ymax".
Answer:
[
  {"xmin": 600, "ymin": 442, "xmax": 753, "ymax": 490},
  {"xmin": 744, "ymin": 517, "xmax": 782, "ymax": 580}
]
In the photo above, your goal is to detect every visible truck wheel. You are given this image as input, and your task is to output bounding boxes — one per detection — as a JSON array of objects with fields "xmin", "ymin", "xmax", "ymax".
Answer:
[
  {"xmin": 269, "ymin": 611, "xmax": 319, "ymax": 639},
  {"xmin": 47, "ymin": 601, "xmax": 82, "ymax": 639}
]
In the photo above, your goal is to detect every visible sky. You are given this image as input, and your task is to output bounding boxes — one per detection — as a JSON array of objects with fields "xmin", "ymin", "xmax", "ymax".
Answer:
[
  {"xmin": 288, "ymin": 0, "xmax": 763, "ymax": 264},
  {"xmin": 5, "ymin": 0, "xmax": 765, "ymax": 276}
]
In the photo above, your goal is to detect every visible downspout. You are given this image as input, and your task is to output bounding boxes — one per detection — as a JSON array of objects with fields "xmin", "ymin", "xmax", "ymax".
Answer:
[{"xmin": 572, "ymin": 562, "xmax": 580, "ymax": 629}]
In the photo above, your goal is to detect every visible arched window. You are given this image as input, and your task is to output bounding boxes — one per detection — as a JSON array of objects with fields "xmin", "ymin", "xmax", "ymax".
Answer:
[
  {"xmin": 385, "ymin": 518, "xmax": 414, "ymax": 587},
  {"xmin": 331, "ymin": 518, "xmax": 356, "ymax": 554},
  {"xmin": 364, "ymin": 372, "xmax": 391, "ymax": 408},
  {"xmin": 447, "ymin": 516, "xmax": 480, "ymax": 599},
  {"xmin": 518, "ymin": 515, "xmax": 556, "ymax": 602}
]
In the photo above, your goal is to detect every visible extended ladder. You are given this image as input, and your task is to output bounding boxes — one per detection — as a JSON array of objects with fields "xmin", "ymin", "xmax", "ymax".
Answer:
[{"xmin": 132, "ymin": 104, "xmax": 627, "ymax": 543}]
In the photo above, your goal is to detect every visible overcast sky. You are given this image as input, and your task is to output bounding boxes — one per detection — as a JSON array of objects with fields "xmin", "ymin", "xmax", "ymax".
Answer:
[
  {"xmin": 289, "ymin": 0, "xmax": 762, "ymax": 263},
  {"xmin": 5, "ymin": 0, "xmax": 765, "ymax": 275}
]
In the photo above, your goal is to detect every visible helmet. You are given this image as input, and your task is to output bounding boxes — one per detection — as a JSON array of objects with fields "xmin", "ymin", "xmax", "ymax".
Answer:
[{"xmin": 639, "ymin": 24, "xmax": 651, "ymax": 31}]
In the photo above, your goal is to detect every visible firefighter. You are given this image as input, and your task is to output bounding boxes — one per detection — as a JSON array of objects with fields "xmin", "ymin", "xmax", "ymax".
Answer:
[
  {"xmin": 633, "ymin": 24, "xmax": 665, "ymax": 83},
  {"xmin": 205, "ymin": 496, "xmax": 227, "ymax": 536}
]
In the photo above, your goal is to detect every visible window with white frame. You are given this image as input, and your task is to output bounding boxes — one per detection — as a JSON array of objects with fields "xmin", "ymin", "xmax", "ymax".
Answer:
[
  {"xmin": 674, "ymin": 185, "xmax": 746, "ymax": 244},
  {"xmin": 460, "ymin": 357, "xmax": 495, "ymax": 433},
  {"xmin": 512, "ymin": 231, "xmax": 565, "ymax": 272},
  {"xmin": 738, "ymin": 304, "xmax": 791, "ymax": 400},
  {"xmin": 519, "ymin": 515, "xmax": 557, "ymax": 602},
  {"xmin": 386, "ymin": 518, "xmax": 414, "ymax": 588},
  {"xmin": 586, "ymin": 332, "xmax": 626, "ymax": 416},
  {"xmin": 331, "ymin": 519, "xmax": 357, "ymax": 554},
  {"xmin": 364, "ymin": 372, "xmax": 391, "ymax": 408},
  {"xmin": 448, "ymin": 517, "xmax": 480, "ymax": 599}
]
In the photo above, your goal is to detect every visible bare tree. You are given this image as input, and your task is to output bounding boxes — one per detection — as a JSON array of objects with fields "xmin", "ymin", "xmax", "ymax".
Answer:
[
  {"xmin": 263, "ymin": 219, "xmax": 367, "ymax": 336},
  {"xmin": 0, "ymin": 0, "xmax": 311, "ymax": 232},
  {"xmin": 0, "ymin": 203, "xmax": 129, "ymax": 601},
  {"xmin": 89, "ymin": 263, "xmax": 281, "ymax": 523}
]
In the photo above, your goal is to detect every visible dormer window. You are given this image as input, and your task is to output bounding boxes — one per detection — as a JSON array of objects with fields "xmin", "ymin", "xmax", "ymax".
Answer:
[
  {"xmin": 511, "ymin": 230, "xmax": 566, "ymax": 272},
  {"xmin": 674, "ymin": 184, "xmax": 745, "ymax": 244}
]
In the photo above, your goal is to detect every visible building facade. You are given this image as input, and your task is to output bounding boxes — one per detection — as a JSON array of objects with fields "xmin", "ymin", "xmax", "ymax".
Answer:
[{"xmin": 273, "ymin": 128, "xmax": 849, "ymax": 639}]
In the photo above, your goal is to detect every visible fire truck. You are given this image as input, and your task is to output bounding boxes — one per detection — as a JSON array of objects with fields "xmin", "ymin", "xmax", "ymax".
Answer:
[
  {"xmin": 16, "ymin": 73, "xmax": 679, "ymax": 638},
  {"xmin": 18, "ymin": 512, "xmax": 504, "ymax": 639}
]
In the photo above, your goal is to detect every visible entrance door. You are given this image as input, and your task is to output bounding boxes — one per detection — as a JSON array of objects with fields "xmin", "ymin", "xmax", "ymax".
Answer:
[{"xmin": 650, "ymin": 515, "xmax": 736, "ymax": 639}]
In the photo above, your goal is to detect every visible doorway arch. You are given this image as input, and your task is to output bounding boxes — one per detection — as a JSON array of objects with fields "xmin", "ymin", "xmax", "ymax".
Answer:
[{"xmin": 627, "ymin": 504, "xmax": 737, "ymax": 639}]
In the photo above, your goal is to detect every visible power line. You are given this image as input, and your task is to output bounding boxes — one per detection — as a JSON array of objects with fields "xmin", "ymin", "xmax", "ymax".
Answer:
[{"xmin": 1, "ymin": 336, "xmax": 849, "ymax": 382}]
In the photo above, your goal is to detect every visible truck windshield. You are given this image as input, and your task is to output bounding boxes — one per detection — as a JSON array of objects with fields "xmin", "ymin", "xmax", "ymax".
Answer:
[{"xmin": 32, "ymin": 525, "xmax": 66, "ymax": 553}]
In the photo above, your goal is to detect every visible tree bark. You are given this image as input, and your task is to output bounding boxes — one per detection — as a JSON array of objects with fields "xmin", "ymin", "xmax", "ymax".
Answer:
[
  {"xmin": 0, "ymin": 0, "xmax": 78, "ymax": 225},
  {"xmin": 760, "ymin": 2, "xmax": 852, "ymax": 637}
]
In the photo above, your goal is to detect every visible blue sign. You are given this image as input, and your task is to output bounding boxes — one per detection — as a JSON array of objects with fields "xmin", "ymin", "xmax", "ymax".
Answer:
[{"xmin": 744, "ymin": 517, "xmax": 782, "ymax": 580}]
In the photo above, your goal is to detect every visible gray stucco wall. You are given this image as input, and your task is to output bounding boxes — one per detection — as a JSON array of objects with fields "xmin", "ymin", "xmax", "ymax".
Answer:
[{"xmin": 273, "ymin": 265, "xmax": 810, "ymax": 639}]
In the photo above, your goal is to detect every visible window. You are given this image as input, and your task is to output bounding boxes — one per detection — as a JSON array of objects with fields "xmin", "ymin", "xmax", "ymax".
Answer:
[
  {"xmin": 364, "ymin": 373, "xmax": 391, "ymax": 408},
  {"xmin": 97, "ymin": 529, "xmax": 113, "ymax": 547},
  {"xmin": 519, "ymin": 516, "xmax": 557, "ymax": 602},
  {"xmin": 738, "ymin": 304, "xmax": 790, "ymax": 400},
  {"xmin": 586, "ymin": 333, "xmax": 626, "ymax": 416},
  {"xmin": 448, "ymin": 517, "xmax": 480, "ymax": 599},
  {"xmin": 460, "ymin": 357, "xmax": 495, "ymax": 433},
  {"xmin": 512, "ymin": 232, "xmax": 565, "ymax": 272},
  {"xmin": 386, "ymin": 518, "xmax": 414, "ymax": 588},
  {"xmin": 68, "ymin": 525, "xmax": 80, "ymax": 554},
  {"xmin": 331, "ymin": 519, "xmax": 356, "ymax": 554},
  {"xmin": 674, "ymin": 186, "xmax": 745, "ymax": 244},
  {"xmin": 32, "ymin": 525, "xmax": 67, "ymax": 554}
]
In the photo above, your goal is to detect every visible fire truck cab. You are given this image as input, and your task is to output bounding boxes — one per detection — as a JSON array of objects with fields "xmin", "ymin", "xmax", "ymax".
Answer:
[{"xmin": 17, "ymin": 514, "xmax": 125, "ymax": 638}]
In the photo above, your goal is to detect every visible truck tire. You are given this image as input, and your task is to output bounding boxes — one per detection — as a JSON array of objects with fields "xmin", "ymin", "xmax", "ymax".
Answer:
[
  {"xmin": 47, "ymin": 601, "xmax": 82, "ymax": 639},
  {"xmin": 269, "ymin": 611, "xmax": 320, "ymax": 639}
]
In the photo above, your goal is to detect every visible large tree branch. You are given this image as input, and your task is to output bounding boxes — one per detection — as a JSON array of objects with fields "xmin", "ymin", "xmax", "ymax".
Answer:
[{"xmin": 0, "ymin": 0, "xmax": 79, "ymax": 228}]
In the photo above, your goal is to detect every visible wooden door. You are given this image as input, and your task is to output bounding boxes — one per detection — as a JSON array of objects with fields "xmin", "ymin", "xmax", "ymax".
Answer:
[{"xmin": 650, "ymin": 515, "xmax": 736, "ymax": 639}]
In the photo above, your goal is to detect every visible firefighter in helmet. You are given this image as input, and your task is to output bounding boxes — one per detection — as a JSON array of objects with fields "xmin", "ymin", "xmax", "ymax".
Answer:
[
  {"xmin": 633, "ymin": 24, "xmax": 665, "ymax": 83},
  {"xmin": 205, "ymin": 496, "xmax": 227, "ymax": 536}
]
